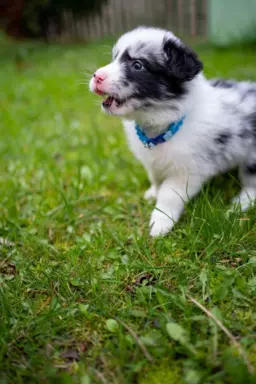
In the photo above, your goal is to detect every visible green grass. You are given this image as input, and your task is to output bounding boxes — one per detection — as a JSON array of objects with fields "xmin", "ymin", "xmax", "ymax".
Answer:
[{"xmin": 1, "ymin": 33, "xmax": 256, "ymax": 384}]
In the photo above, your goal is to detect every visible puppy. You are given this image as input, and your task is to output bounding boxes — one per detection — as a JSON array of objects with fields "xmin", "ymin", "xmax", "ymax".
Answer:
[{"xmin": 89, "ymin": 27, "xmax": 256, "ymax": 237}]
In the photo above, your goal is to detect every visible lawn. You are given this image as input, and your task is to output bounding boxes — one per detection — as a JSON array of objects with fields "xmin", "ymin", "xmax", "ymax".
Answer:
[{"xmin": 0, "ymin": 33, "xmax": 256, "ymax": 384}]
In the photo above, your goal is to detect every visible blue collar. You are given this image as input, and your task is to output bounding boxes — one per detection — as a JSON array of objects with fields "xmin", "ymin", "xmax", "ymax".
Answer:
[{"xmin": 135, "ymin": 116, "xmax": 185, "ymax": 149}]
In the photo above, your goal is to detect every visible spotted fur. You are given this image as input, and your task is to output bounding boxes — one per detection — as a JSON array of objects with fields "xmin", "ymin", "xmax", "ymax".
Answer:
[{"xmin": 89, "ymin": 27, "xmax": 256, "ymax": 236}]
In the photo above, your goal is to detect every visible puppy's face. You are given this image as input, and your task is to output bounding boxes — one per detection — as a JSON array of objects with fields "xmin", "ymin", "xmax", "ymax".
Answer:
[{"xmin": 89, "ymin": 27, "xmax": 202, "ymax": 117}]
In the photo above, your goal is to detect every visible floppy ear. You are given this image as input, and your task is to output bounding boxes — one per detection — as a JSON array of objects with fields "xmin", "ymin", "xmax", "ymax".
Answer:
[{"xmin": 163, "ymin": 39, "xmax": 203, "ymax": 81}]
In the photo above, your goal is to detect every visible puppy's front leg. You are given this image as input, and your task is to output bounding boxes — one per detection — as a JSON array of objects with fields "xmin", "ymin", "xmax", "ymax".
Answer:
[
  {"xmin": 144, "ymin": 168, "xmax": 158, "ymax": 201},
  {"xmin": 149, "ymin": 177, "xmax": 202, "ymax": 237}
]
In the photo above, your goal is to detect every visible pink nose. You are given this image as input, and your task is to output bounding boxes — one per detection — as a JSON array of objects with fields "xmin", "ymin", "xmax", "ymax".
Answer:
[{"xmin": 93, "ymin": 70, "xmax": 107, "ymax": 83}]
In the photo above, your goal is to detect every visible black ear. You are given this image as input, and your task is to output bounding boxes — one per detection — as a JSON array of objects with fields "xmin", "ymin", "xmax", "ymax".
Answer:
[{"xmin": 163, "ymin": 39, "xmax": 203, "ymax": 81}]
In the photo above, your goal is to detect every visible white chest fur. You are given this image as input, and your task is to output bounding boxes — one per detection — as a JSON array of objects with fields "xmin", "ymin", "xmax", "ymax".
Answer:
[{"xmin": 122, "ymin": 119, "xmax": 195, "ymax": 187}]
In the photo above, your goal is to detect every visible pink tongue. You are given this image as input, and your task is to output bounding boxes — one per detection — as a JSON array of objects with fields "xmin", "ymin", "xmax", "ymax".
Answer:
[{"xmin": 104, "ymin": 96, "xmax": 114, "ymax": 106}]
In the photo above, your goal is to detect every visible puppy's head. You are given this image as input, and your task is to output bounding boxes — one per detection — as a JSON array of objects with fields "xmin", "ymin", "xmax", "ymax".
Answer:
[{"xmin": 89, "ymin": 27, "xmax": 202, "ymax": 117}]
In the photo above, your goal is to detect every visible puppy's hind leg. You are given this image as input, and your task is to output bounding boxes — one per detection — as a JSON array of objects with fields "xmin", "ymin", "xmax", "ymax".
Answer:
[{"xmin": 232, "ymin": 162, "xmax": 256, "ymax": 211}]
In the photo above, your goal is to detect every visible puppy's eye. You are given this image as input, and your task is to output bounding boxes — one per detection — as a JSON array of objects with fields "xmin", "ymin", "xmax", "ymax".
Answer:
[{"xmin": 132, "ymin": 61, "xmax": 143, "ymax": 71}]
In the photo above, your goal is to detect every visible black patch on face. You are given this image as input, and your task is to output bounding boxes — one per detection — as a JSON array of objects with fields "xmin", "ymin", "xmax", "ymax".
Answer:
[
  {"xmin": 119, "ymin": 42, "xmax": 198, "ymax": 105},
  {"xmin": 211, "ymin": 79, "xmax": 237, "ymax": 89},
  {"xmin": 245, "ymin": 164, "xmax": 256, "ymax": 174},
  {"xmin": 215, "ymin": 133, "xmax": 232, "ymax": 145}
]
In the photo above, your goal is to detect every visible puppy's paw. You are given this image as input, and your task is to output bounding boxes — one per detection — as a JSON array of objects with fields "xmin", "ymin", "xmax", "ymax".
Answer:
[
  {"xmin": 149, "ymin": 212, "xmax": 174, "ymax": 237},
  {"xmin": 144, "ymin": 185, "xmax": 157, "ymax": 201},
  {"xmin": 231, "ymin": 189, "xmax": 256, "ymax": 213}
]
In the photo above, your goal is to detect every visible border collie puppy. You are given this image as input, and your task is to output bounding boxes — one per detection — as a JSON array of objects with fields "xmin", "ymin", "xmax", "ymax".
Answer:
[{"xmin": 89, "ymin": 27, "xmax": 256, "ymax": 237}]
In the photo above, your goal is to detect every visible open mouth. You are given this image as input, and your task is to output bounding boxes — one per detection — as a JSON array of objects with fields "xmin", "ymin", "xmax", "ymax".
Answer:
[{"xmin": 102, "ymin": 95, "xmax": 124, "ymax": 109}]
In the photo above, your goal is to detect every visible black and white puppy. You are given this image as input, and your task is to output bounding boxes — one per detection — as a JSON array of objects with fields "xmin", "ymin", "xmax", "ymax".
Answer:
[{"xmin": 89, "ymin": 27, "xmax": 256, "ymax": 237}]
